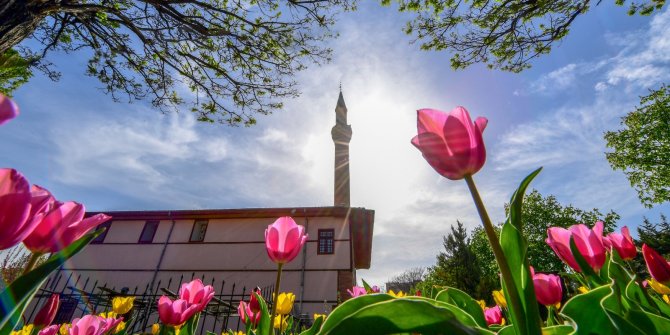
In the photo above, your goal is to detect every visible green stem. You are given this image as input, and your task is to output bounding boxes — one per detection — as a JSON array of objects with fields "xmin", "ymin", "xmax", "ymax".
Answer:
[
  {"xmin": 464, "ymin": 175, "xmax": 527, "ymax": 333},
  {"xmin": 22, "ymin": 252, "xmax": 42, "ymax": 276},
  {"xmin": 269, "ymin": 263, "xmax": 283, "ymax": 335}
]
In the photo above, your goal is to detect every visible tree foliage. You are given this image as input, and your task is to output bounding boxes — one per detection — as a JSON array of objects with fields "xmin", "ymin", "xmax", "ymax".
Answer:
[
  {"xmin": 0, "ymin": 0, "xmax": 353, "ymax": 125},
  {"xmin": 420, "ymin": 221, "xmax": 489, "ymax": 299},
  {"xmin": 381, "ymin": 0, "xmax": 666, "ymax": 72},
  {"xmin": 605, "ymin": 85, "xmax": 670, "ymax": 207},
  {"xmin": 470, "ymin": 190, "xmax": 619, "ymax": 278},
  {"xmin": 0, "ymin": 49, "xmax": 33, "ymax": 96},
  {"xmin": 386, "ymin": 267, "xmax": 425, "ymax": 293},
  {"xmin": 630, "ymin": 214, "xmax": 670, "ymax": 277}
]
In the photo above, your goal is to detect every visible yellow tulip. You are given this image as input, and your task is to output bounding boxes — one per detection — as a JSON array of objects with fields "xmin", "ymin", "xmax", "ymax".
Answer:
[
  {"xmin": 577, "ymin": 286, "xmax": 589, "ymax": 294},
  {"xmin": 112, "ymin": 321, "xmax": 126, "ymax": 334},
  {"xmin": 112, "ymin": 296, "xmax": 135, "ymax": 315},
  {"xmin": 151, "ymin": 324, "xmax": 160, "ymax": 335},
  {"xmin": 275, "ymin": 292, "xmax": 295, "ymax": 315},
  {"xmin": 477, "ymin": 300, "xmax": 486, "ymax": 310},
  {"xmin": 663, "ymin": 295, "xmax": 669, "ymax": 304},
  {"xmin": 99, "ymin": 311, "xmax": 118, "ymax": 319},
  {"xmin": 387, "ymin": 290, "xmax": 406, "ymax": 298},
  {"xmin": 10, "ymin": 324, "xmax": 33, "ymax": 335},
  {"xmin": 313, "ymin": 313, "xmax": 326, "ymax": 321},
  {"xmin": 492, "ymin": 290, "xmax": 507, "ymax": 309},
  {"xmin": 648, "ymin": 278, "xmax": 670, "ymax": 295},
  {"xmin": 59, "ymin": 324, "xmax": 70, "ymax": 335},
  {"xmin": 228, "ymin": 332, "xmax": 244, "ymax": 335},
  {"xmin": 273, "ymin": 315, "xmax": 288, "ymax": 331}
]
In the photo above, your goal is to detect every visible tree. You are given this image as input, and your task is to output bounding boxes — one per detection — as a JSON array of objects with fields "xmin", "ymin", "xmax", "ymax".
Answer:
[
  {"xmin": 630, "ymin": 214, "xmax": 670, "ymax": 277},
  {"xmin": 381, "ymin": 0, "xmax": 665, "ymax": 72},
  {"xmin": 0, "ymin": 49, "xmax": 33, "ymax": 96},
  {"xmin": 470, "ymin": 190, "xmax": 620, "ymax": 276},
  {"xmin": 420, "ymin": 221, "xmax": 485, "ymax": 298},
  {"xmin": 605, "ymin": 85, "xmax": 670, "ymax": 207},
  {"xmin": 0, "ymin": 1, "xmax": 353, "ymax": 125},
  {"xmin": 385, "ymin": 267, "xmax": 425, "ymax": 293}
]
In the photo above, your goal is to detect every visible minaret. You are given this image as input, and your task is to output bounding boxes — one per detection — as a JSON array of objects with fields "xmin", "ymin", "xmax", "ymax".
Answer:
[{"xmin": 331, "ymin": 89, "xmax": 352, "ymax": 207}]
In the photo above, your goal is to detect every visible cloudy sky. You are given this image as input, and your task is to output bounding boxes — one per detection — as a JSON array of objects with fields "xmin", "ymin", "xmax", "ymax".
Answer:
[{"xmin": 2, "ymin": 2, "xmax": 669, "ymax": 286}]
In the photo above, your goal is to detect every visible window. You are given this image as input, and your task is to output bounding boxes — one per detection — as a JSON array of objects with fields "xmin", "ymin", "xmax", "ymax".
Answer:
[
  {"xmin": 318, "ymin": 229, "xmax": 334, "ymax": 254},
  {"xmin": 190, "ymin": 220, "xmax": 208, "ymax": 242},
  {"xmin": 138, "ymin": 220, "xmax": 159, "ymax": 243},
  {"xmin": 91, "ymin": 221, "xmax": 113, "ymax": 244}
]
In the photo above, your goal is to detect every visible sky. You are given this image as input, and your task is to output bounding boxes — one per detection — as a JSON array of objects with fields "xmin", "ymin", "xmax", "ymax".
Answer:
[{"xmin": 1, "ymin": 2, "xmax": 669, "ymax": 287}]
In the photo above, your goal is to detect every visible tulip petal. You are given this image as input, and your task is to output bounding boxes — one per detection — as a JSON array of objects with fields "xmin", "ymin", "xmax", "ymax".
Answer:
[
  {"xmin": 416, "ymin": 109, "xmax": 449, "ymax": 136},
  {"xmin": 412, "ymin": 132, "xmax": 465, "ymax": 179},
  {"xmin": 0, "ymin": 94, "xmax": 19, "ymax": 126},
  {"xmin": 546, "ymin": 227, "xmax": 580, "ymax": 271}
]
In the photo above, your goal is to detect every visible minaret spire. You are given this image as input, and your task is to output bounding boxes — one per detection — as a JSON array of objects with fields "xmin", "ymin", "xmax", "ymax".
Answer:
[{"xmin": 331, "ymin": 88, "xmax": 352, "ymax": 207}]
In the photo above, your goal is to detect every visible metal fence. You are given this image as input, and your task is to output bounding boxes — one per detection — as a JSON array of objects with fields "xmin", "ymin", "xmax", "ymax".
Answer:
[{"xmin": 26, "ymin": 272, "xmax": 274, "ymax": 334}]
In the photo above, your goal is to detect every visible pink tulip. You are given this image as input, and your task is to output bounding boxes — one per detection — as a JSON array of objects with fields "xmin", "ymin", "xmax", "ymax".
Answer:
[
  {"xmin": 642, "ymin": 244, "xmax": 670, "ymax": 285},
  {"xmin": 179, "ymin": 279, "xmax": 215, "ymax": 312},
  {"xmin": 237, "ymin": 301, "xmax": 260, "ymax": 326},
  {"xmin": 264, "ymin": 216, "xmax": 307, "ymax": 264},
  {"xmin": 0, "ymin": 168, "xmax": 34, "ymax": 250},
  {"xmin": 347, "ymin": 286, "xmax": 367, "ymax": 298},
  {"xmin": 484, "ymin": 306, "xmax": 503, "ymax": 326},
  {"xmin": 157, "ymin": 296, "xmax": 199, "ymax": 326},
  {"xmin": 34, "ymin": 294, "xmax": 60, "ymax": 328},
  {"xmin": 546, "ymin": 221, "xmax": 607, "ymax": 272},
  {"xmin": 38, "ymin": 325, "xmax": 59, "ymax": 335},
  {"xmin": 411, "ymin": 107, "xmax": 487, "ymax": 180},
  {"xmin": 0, "ymin": 94, "xmax": 19, "ymax": 125},
  {"xmin": 532, "ymin": 271, "xmax": 562, "ymax": 307},
  {"xmin": 606, "ymin": 226, "xmax": 637, "ymax": 260},
  {"xmin": 370, "ymin": 285, "xmax": 381, "ymax": 293},
  {"xmin": 69, "ymin": 315, "xmax": 107, "ymax": 335},
  {"xmin": 23, "ymin": 200, "xmax": 111, "ymax": 253},
  {"xmin": 101, "ymin": 316, "xmax": 123, "ymax": 334}
]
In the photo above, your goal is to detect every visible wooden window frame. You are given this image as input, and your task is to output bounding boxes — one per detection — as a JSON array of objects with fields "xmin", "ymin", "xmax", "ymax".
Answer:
[
  {"xmin": 189, "ymin": 220, "xmax": 209, "ymax": 242},
  {"xmin": 318, "ymin": 229, "xmax": 335, "ymax": 255},
  {"xmin": 90, "ymin": 221, "xmax": 113, "ymax": 244},
  {"xmin": 138, "ymin": 220, "xmax": 159, "ymax": 244}
]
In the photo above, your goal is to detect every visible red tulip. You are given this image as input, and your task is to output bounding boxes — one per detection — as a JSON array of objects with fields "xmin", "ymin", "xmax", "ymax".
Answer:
[
  {"xmin": 484, "ymin": 305, "xmax": 503, "ymax": 326},
  {"xmin": 0, "ymin": 168, "xmax": 38, "ymax": 250},
  {"xmin": 264, "ymin": 216, "xmax": 307, "ymax": 264},
  {"xmin": 69, "ymin": 315, "xmax": 107, "ymax": 335},
  {"xmin": 248, "ymin": 288, "xmax": 261, "ymax": 314},
  {"xmin": 642, "ymin": 244, "xmax": 670, "ymax": 285},
  {"xmin": 38, "ymin": 325, "xmax": 59, "ymax": 335},
  {"xmin": 532, "ymin": 271, "xmax": 562, "ymax": 307},
  {"xmin": 23, "ymin": 201, "xmax": 111, "ymax": 253},
  {"xmin": 157, "ymin": 296, "xmax": 199, "ymax": 326},
  {"xmin": 0, "ymin": 94, "xmax": 19, "ymax": 125},
  {"xmin": 238, "ymin": 301, "xmax": 260, "ymax": 326},
  {"xmin": 411, "ymin": 107, "xmax": 487, "ymax": 180},
  {"xmin": 606, "ymin": 226, "xmax": 637, "ymax": 260},
  {"xmin": 34, "ymin": 294, "xmax": 60, "ymax": 328},
  {"xmin": 546, "ymin": 221, "xmax": 607, "ymax": 272},
  {"xmin": 179, "ymin": 279, "xmax": 215, "ymax": 312}
]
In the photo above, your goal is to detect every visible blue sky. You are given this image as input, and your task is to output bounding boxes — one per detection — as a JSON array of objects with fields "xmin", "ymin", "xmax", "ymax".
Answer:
[{"xmin": 1, "ymin": 2, "xmax": 669, "ymax": 286}]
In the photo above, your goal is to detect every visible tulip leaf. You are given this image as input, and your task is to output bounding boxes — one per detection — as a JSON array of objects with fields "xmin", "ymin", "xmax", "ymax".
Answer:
[
  {"xmin": 254, "ymin": 292, "xmax": 271, "ymax": 335},
  {"xmin": 561, "ymin": 285, "xmax": 615, "ymax": 335},
  {"xmin": 317, "ymin": 294, "xmax": 489, "ymax": 335},
  {"xmin": 540, "ymin": 325, "xmax": 575, "ymax": 335},
  {"xmin": 0, "ymin": 229, "xmax": 101, "ymax": 333},
  {"xmin": 498, "ymin": 168, "xmax": 543, "ymax": 335},
  {"xmin": 434, "ymin": 288, "xmax": 487, "ymax": 328},
  {"xmin": 181, "ymin": 312, "xmax": 200, "ymax": 335},
  {"xmin": 299, "ymin": 315, "xmax": 324, "ymax": 335}
]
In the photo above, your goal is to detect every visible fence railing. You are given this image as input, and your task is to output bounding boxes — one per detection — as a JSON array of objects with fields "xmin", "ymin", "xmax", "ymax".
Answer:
[{"xmin": 26, "ymin": 272, "xmax": 274, "ymax": 334}]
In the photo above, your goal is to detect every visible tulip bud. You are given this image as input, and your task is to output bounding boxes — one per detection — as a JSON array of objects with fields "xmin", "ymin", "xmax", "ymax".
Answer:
[
  {"xmin": 34, "ymin": 294, "xmax": 60, "ymax": 328},
  {"xmin": 157, "ymin": 296, "xmax": 199, "ymax": 326},
  {"xmin": 275, "ymin": 292, "xmax": 295, "ymax": 315},
  {"xmin": 112, "ymin": 296, "xmax": 134, "ymax": 315},
  {"xmin": 606, "ymin": 226, "xmax": 637, "ymax": 260},
  {"xmin": 38, "ymin": 325, "xmax": 59, "ymax": 335},
  {"xmin": 264, "ymin": 217, "xmax": 307, "ymax": 264},
  {"xmin": 643, "ymin": 244, "xmax": 670, "ymax": 285},
  {"xmin": 411, "ymin": 107, "xmax": 487, "ymax": 180},
  {"xmin": 532, "ymin": 272, "xmax": 562, "ymax": 308},
  {"xmin": 492, "ymin": 290, "xmax": 507, "ymax": 309},
  {"xmin": 484, "ymin": 306, "xmax": 504, "ymax": 326},
  {"xmin": 0, "ymin": 94, "xmax": 19, "ymax": 125}
]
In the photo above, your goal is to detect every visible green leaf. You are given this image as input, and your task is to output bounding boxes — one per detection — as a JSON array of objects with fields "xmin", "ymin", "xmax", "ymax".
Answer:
[
  {"xmin": 540, "ymin": 325, "xmax": 575, "ymax": 335},
  {"xmin": 0, "ymin": 230, "xmax": 101, "ymax": 332},
  {"xmin": 561, "ymin": 285, "xmax": 615, "ymax": 335},
  {"xmin": 317, "ymin": 294, "xmax": 487, "ymax": 335},
  {"xmin": 434, "ymin": 288, "xmax": 487, "ymax": 328},
  {"xmin": 254, "ymin": 292, "xmax": 271, "ymax": 335},
  {"xmin": 299, "ymin": 315, "xmax": 324, "ymax": 335},
  {"xmin": 499, "ymin": 168, "xmax": 543, "ymax": 335},
  {"xmin": 180, "ymin": 312, "xmax": 200, "ymax": 335}
]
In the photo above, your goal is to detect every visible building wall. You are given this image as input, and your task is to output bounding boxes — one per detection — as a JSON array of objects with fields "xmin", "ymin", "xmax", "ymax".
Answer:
[{"xmin": 62, "ymin": 215, "xmax": 353, "ymax": 316}]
